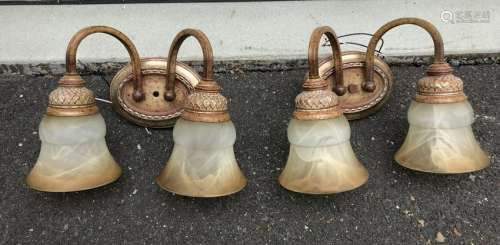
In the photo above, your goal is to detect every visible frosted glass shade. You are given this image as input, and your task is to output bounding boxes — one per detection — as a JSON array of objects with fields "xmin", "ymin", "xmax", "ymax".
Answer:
[
  {"xmin": 156, "ymin": 119, "xmax": 247, "ymax": 197},
  {"xmin": 395, "ymin": 100, "xmax": 489, "ymax": 173},
  {"xmin": 26, "ymin": 113, "xmax": 121, "ymax": 192},
  {"xmin": 279, "ymin": 116, "xmax": 368, "ymax": 194}
]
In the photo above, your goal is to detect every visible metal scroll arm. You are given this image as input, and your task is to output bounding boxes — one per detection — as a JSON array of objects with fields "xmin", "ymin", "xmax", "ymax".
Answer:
[
  {"xmin": 363, "ymin": 17, "xmax": 447, "ymax": 92},
  {"xmin": 65, "ymin": 26, "xmax": 145, "ymax": 102},
  {"xmin": 307, "ymin": 26, "xmax": 346, "ymax": 95},
  {"xmin": 164, "ymin": 29, "xmax": 214, "ymax": 101}
]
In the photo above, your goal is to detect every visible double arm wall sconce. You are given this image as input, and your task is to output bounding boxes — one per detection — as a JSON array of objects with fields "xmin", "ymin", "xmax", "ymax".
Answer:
[
  {"xmin": 26, "ymin": 17, "xmax": 490, "ymax": 195},
  {"xmin": 26, "ymin": 26, "xmax": 247, "ymax": 195},
  {"xmin": 280, "ymin": 18, "xmax": 490, "ymax": 194}
]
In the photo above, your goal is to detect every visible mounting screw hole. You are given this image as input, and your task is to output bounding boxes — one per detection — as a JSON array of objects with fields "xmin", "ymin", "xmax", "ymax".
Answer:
[{"xmin": 153, "ymin": 91, "xmax": 160, "ymax": 97}]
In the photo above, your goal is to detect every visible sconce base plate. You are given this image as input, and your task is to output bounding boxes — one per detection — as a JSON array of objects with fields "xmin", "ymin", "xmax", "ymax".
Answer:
[
  {"xmin": 317, "ymin": 51, "xmax": 393, "ymax": 120},
  {"xmin": 110, "ymin": 58, "xmax": 201, "ymax": 128}
]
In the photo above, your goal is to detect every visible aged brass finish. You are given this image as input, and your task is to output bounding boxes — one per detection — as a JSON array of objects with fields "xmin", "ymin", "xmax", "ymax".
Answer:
[
  {"xmin": 27, "ymin": 26, "xmax": 132, "ymax": 192},
  {"xmin": 156, "ymin": 29, "xmax": 247, "ymax": 197},
  {"xmin": 414, "ymin": 63, "xmax": 467, "ymax": 104},
  {"xmin": 47, "ymin": 26, "xmax": 144, "ymax": 117},
  {"xmin": 165, "ymin": 29, "xmax": 231, "ymax": 123},
  {"xmin": 279, "ymin": 26, "xmax": 369, "ymax": 194},
  {"xmin": 292, "ymin": 26, "xmax": 344, "ymax": 121},
  {"xmin": 317, "ymin": 51, "xmax": 393, "ymax": 120},
  {"xmin": 363, "ymin": 18, "xmax": 489, "ymax": 173},
  {"xmin": 46, "ymin": 73, "xmax": 99, "ymax": 117},
  {"xmin": 110, "ymin": 58, "xmax": 200, "ymax": 128},
  {"xmin": 364, "ymin": 18, "xmax": 466, "ymax": 104}
]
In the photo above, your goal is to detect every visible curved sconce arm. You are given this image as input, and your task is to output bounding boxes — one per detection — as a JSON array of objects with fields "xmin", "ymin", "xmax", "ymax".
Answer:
[
  {"xmin": 307, "ymin": 26, "xmax": 346, "ymax": 95},
  {"xmin": 165, "ymin": 29, "xmax": 215, "ymax": 101},
  {"xmin": 65, "ymin": 26, "xmax": 145, "ymax": 102},
  {"xmin": 165, "ymin": 29, "xmax": 229, "ymax": 123},
  {"xmin": 364, "ymin": 18, "xmax": 448, "ymax": 92},
  {"xmin": 293, "ymin": 26, "xmax": 344, "ymax": 121}
]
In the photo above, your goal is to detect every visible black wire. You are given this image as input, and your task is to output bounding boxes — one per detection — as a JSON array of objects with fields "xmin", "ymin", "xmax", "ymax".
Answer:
[
  {"xmin": 323, "ymin": 32, "xmax": 385, "ymax": 54},
  {"xmin": 339, "ymin": 42, "xmax": 383, "ymax": 55},
  {"xmin": 101, "ymin": 75, "xmax": 111, "ymax": 87}
]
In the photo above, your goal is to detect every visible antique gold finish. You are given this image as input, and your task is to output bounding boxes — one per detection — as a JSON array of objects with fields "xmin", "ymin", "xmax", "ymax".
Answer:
[
  {"xmin": 414, "ymin": 63, "xmax": 467, "ymax": 104},
  {"xmin": 364, "ymin": 17, "xmax": 466, "ymax": 104},
  {"xmin": 292, "ymin": 26, "xmax": 344, "ymax": 121},
  {"xmin": 156, "ymin": 29, "xmax": 247, "ymax": 197},
  {"xmin": 47, "ymin": 26, "xmax": 144, "ymax": 117},
  {"xmin": 164, "ymin": 29, "xmax": 231, "ymax": 123},
  {"xmin": 27, "ymin": 26, "xmax": 135, "ymax": 192},
  {"xmin": 364, "ymin": 18, "xmax": 489, "ymax": 173},
  {"xmin": 110, "ymin": 58, "xmax": 200, "ymax": 128},
  {"xmin": 279, "ymin": 26, "xmax": 369, "ymax": 194},
  {"xmin": 46, "ymin": 74, "xmax": 99, "ymax": 117},
  {"xmin": 316, "ymin": 51, "xmax": 393, "ymax": 120}
]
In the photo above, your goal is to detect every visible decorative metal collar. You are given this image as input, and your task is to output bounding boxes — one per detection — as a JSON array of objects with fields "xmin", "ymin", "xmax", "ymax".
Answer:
[
  {"xmin": 415, "ymin": 63, "xmax": 467, "ymax": 103},
  {"xmin": 47, "ymin": 74, "xmax": 98, "ymax": 116},
  {"xmin": 293, "ymin": 26, "xmax": 344, "ymax": 120}
]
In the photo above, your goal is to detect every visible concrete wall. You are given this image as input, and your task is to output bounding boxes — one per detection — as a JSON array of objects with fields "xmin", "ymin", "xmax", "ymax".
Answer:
[{"xmin": 0, "ymin": 0, "xmax": 499, "ymax": 64}]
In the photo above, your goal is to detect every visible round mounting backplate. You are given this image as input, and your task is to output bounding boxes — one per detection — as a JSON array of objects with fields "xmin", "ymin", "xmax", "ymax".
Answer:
[
  {"xmin": 110, "ymin": 58, "xmax": 200, "ymax": 128},
  {"xmin": 317, "ymin": 51, "xmax": 393, "ymax": 120}
]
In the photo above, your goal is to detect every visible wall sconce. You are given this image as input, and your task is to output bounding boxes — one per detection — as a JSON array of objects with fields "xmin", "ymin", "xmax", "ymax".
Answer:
[
  {"xmin": 25, "ymin": 26, "xmax": 142, "ymax": 192},
  {"xmin": 155, "ymin": 29, "xmax": 247, "ymax": 197},
  {"xmin": 26, "ymin": 26, "xmax": 204, "ymax": 192},
  {"xmin": 362, "ymin": 18, "xmax": 490, "ymax": 173},
  {"xmin": 26, "ymin": 20, "xmax": 489, "ymax": 195},
  {"xmin": 278, "ymin": 26, "xmax": 370, "ymax": 194}
]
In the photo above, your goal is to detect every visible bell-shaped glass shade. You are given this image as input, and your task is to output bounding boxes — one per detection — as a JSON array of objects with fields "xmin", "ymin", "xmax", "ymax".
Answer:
[
  {"xmin": 395, "ymin": 100, "xmax": 489, "ymax": 173},
  {"xmin": 156, "ymin": 118, "xmax": 247, "ymax": 197},
  {"xmin": 26, "ymin": 113, "xmax": 121, "ymax": 192},
  {"xmin": 279, "ymin": 116, "xmax": 368, "ymax": 194}
]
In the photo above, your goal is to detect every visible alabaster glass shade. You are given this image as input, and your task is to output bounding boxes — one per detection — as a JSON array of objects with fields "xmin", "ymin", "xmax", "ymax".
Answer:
[
  {"xmin": 279, "ymin": 116, "xmax": 368, "ymax": 194},
  {"xmin": 395, "ymin": 100, "xmax": 489, "ymax": 173},
  {"xmin": 26, "ymin": 113, "xmax": 121, "ymax": 192},
  {"xmin": 156, "ymin": 118, "xmax": 246, "ymax": 197}
]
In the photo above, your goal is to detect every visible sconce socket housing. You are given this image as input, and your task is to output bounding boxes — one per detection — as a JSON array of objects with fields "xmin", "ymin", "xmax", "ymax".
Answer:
[
  {"xmin": 181, "ymin": 80, "xmax": 231, "ymax": 123},
  {"xmin": 46, "ymin": 74, "xmax": 99, "ymax": 117},
  {"xmin": 293, "ymin": 78, "xmax": 343, "ymax": 121},
  {"xmin": 415, "ymin": 63, "xmax": 467, "ymax": 104}
]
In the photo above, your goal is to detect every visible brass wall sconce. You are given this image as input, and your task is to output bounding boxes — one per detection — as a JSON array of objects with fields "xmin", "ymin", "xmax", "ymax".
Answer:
[
  {"xmin": 279, "ymin": 26, "xmax": 369, "ymax": 194},
  {"xmin": 26, "ymin": 26, "xmax": 208, "ymax": 192},
  {"xmin": 279, "ymin": 18, "xmax": 490, "ymax": 195},
  {"xmin": 155, "ymin": 29, "xmax": 247, "ymax": 197},
  {"xmin": 361, "ymin": 18, "xmax": 490, "ymax": 174},
  {"xmin": 27, "ymin": 19, "xmax": 490, "ymax": 194}
]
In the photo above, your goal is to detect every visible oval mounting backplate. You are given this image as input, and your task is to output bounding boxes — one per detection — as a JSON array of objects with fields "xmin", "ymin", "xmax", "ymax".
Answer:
[
  {"xmin": 317, "ymin": 51, "xmax": 393, "ymax": 120},
  {"xmin": 110, "ymin": 58, "xmax": 200, "ymax": 128}
]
